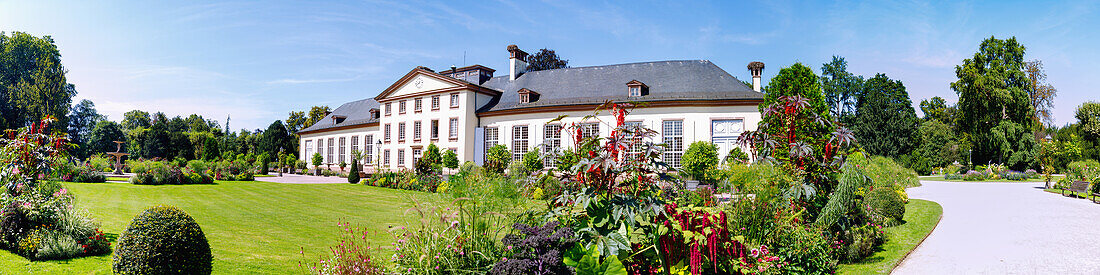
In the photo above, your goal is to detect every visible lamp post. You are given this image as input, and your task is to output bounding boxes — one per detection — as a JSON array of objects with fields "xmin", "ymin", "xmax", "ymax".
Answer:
[{"xmin": 375, "ymin": 140, "xmax": 382, "ymax": 173}]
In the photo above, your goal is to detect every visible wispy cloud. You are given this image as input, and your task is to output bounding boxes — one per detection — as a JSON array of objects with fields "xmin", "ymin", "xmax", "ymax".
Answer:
[{"xmin": 266, "ymin": 76, "xmax": 361, "ymax": 85}]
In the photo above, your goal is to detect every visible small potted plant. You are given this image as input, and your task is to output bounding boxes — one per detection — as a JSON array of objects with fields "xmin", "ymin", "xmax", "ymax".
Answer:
[{"xmin": 339, "ymin": 161, "xmax": 347, "ymax": 172}]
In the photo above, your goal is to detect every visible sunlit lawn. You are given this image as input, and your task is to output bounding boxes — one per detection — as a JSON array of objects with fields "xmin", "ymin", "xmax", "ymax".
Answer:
[
  {"xmin": 836, "ymin": 199, "xmax": 943, "ymax": 274},
  {"xmin": 0, "ymin": 180, "xmax": 431, "ymax": 274}
]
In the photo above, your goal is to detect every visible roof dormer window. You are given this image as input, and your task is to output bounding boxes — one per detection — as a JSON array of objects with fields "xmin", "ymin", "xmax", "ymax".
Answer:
[
  {"xmin": 369, "ymin": 109, "xmax": 379, "ymax": 120},
  {"xmin": 626, "ymin": 80, "xmax": 649, "ymax": 97},
  {"xmin": 332, "ymin": 115, "xmax": 347, "ymax": 125},
  {"xmin": 518, "ymin": 88, "xmax": 540, "ymax": 104}
]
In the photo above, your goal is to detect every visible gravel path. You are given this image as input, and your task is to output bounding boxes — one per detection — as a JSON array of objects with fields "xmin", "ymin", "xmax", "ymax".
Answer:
[{"xmin": 894, "ymin": 181, "xmax": 1100, "ymax": 274}]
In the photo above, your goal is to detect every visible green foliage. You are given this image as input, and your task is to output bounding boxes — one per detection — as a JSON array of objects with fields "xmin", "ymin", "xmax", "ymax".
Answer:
[
  {"xmin": 485, "ymin": 144, "xmax": 511, "ymax": 174},
  {"xmin": 563, "ymin": 244, "xmax": 627, "ymax": 275},
  {"xmin": 820, "ymin": 56, "xmax": 864, "ymax": 120},
  {"xmin": 920, "ymin": 96, "xmax": 955, "ymax": 126},
  {"xmin": 521, "ymin": 149, "xmax": 543, "ymax": 173},
  {"xmin": 764, "ymin": 62, "xmax": 830, "ymax": 120},
  {"xmin": 201, "ymin": 136, "xmax": 219, "ymax": 161},
  {"xmin": 903, "ymin": 120, "xmax": 960, "ymax": 175},
  {"xmin": 442, "ymin": 149, "xmax": 459, "ymax": 169},
  {"xmin": 418, "ymin": 144, "xmax": 442, "ymax": 175},
  {"xmin": 952, "ymin": 36, "xmax": 1036, "ymax": 165},
  {"xmin": 987, "ymin": 121, "xmax": 1039, "ymax": 170},
  {"xmin": 525, "ymin": 48, "xmax": 570, "ymax": 72},
  {"xmin": 390, "ymin": 198, "xmax": 508, "ymax": 274},
  {"xmin": 347, "ymin": 159, "xmax": 360, "ymax": 183},
  {"xmin": 258, "ymin": 120, "xmax": 292, "ymax": 158},
  {"xmin": 724, "ymin": 147, "xmax": 749, "ymax": 164},
  {"xmin": 681, "ymin": 141, "xmax": 719, "ymax": 184},
  {"xmin": 0, "ymin": 32, "xmax": 75, "ymax": 130},
  {"xmin": 113, "ymin": 205, "xmax": 212, "ymax": 275},
  {"xmin": 853, "ymin": 73, "xmax": 919, "ymax": 158},
  {"xmin": 1066, "ymin": 160, "xmax": 1100, "ymax": 182},
  {"xmin": 1077, "ymin": 102, "xmax": 1100, "ymax": 142},
  {"xmin": 87, "ymin": 120, "xmax": 126, "ymax": 156},
  {"xmin": 311, "ymin": 152, "xmax": 323, "ymax": 167},
  {"xmin": 67, "ymin": 99, "xmax": 104, "ymax": 159}
]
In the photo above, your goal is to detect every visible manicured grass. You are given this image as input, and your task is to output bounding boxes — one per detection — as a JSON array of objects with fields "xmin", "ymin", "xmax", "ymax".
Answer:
[
  {"xmin": 0, "ymin": 180, "xmax": 434, "ymax": 274},
  {"xmin": 1043, "ymin": 188, "xmax": 1100, "ymax": 201},
  {"xmin": 106, "ymin": 177, "xmax": 128, "ymax": 181},
  {"xmin": 836, "ymin": 199, "xmax": 943, "ymax": 274}
]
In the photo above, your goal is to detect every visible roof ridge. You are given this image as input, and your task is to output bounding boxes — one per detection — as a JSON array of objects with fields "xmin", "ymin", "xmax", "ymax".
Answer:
[{"xmin": 511, "ymin": 59, "xmax": 711, "ymax": 76}]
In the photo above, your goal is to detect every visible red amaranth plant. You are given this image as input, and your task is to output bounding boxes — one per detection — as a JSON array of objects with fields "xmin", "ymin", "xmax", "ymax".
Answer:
[{"xmin": 659, "ymin": 202, "xmax": 748, "ymax": 275}]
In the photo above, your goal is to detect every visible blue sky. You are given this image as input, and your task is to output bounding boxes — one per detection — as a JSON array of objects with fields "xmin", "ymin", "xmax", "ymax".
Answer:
[{"xmin": 1, "ymin": 0, "xmax": 1096, "ymax": 130}]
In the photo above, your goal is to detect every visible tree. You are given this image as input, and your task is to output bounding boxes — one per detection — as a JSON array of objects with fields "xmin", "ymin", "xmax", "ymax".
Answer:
[
  {"xmin": 952, "ymin": 36, "xmax": 1035, "ymax": 165},
  {"xmin": 303, "ymin": 106, "xmax": 331, "ymax": 129},
  {"xmin": 88, "ymin": 120, "xmax": 126, "ymax": 154},
  {"xmin": 417, "ymin": 144, "xmax": 442, "ymax": 175},
  {"xmin": 820, "ymin": 56, "xmax": 863, "ymax": 120},
  {"xmin": 681, "ymin": 141, "xmax": 719, "ymax": 183},
  {"xmin": 988, "ymin": 121, "xmax": 1038, "ymax": 170},
  {"xmin": 853, "ymin": 73, "xmax": 919, "ymax": 158},
  {"xmin": 1077, "ymin": 102, "xmax": 1100, "ymax": 143},
  {"xmin": 919, "ymin": 96, "xmax": 955, "ymax": 126},
  {"xmin": 68, "ymin": 99, "xmax": 104, "ymax": 159},
  {"xmin": 485, "ymin": 144, "xmax": 510, "ymax": 174},
  {"xmin": 312, "ymin": 153, "xmax": 323, "ymax": 175},
  {"xmin": 0, "ymin": 32, "xmax": 76, "ymax": 130},
  {"xmin": 122, "ymin": 110, "xmax": 151, "ymax": 131},
  {"xmin": 525, "ymin": 48, "xmax": 569, "ymax": 71},
  {"xmin": 1024, "ymin": 60, "xmax": 1057, "ymax": 128},
  {"xmin": 259, "ymin": 120, "xmax": 291, "ymax": 157},
  {"xmin": 904, "ymin": 120, "xmax": 959, "ymax": 175},
  {"xmin": 442, "ymin": 150, "xmax": 458, "ymax": 170},
  {"xmin": 202, "ymin": 136, "xmax": 220, "ymax": 161},
  {"xmin": 348, "ymin": 158, "xmax": 360, "ymax": 183},
  {"xmin": 286, "ymin": 111, "xmax": 307, "ymax": 133}
]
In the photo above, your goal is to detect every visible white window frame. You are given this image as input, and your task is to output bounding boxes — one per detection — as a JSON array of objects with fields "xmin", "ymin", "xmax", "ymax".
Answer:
[
  {"xmin": 543, "ymin": 124, "xmax": 561, "ymax": 167},
  {"xmin": 398, "ymin": 122, "xmax": 406, "ymax": 142},
  {"xmin": 512, "ymin": 125, "xmax": 529, "ymax": 161},
  {"xmin": 449, "ymin": 93, "xmax": 459, "ymax": 108},
  {"xmin": 449, "ymin": 118, "xmax": 459, "ymax": 139},
  {"xmin": 413, "ymin": 121, "xmax": 422, "ymax": 141},
  {"xmin": 663, "ymin": 120, "xmax": 684, "ymax": 168}
]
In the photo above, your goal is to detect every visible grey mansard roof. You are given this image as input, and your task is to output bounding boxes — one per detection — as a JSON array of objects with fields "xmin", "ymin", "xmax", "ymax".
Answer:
[
  {"xmin": 299, "ymin": 60, "xmax": 762, "ymax": 134},
  {"xmin": 476, "ymin": 60, "xmax": 763, "ymax": 113},
  {"xmin": 298, "ymin": 98, "xmax": 379, "ymax": 133}
]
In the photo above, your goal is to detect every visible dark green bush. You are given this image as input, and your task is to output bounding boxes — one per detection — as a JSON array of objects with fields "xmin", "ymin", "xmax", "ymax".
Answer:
[
  {"xmin": 681, "ymin": 141, "xmax": 719, "ymax": 184},
  {"xmin": 348, "ymin": 159, "xmax": 360, "ymax": 184},
  {"xmin": 866, "ymin": 186, "xmax": 905, "ymax": 225},
  {"xmin": 113, "ymin": 205, "xmax": 212, "ymax": 275},
  {"xmin": 485, "ymin": 144, "xmax": 510, "ymax": 174}
]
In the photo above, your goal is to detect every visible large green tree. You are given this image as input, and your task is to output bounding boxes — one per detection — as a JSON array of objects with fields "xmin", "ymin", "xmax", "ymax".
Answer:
[
  {"xmin": 303, "ymin": 106, "xmax": 330, "ymax": 129},
  {"xmin": 853, "ymin": 73, "xmax": 918, "ymax": 158},
  {"xmin": 903, "ymin": 120, "xmax": 959, "ymax": 175},
  {"xmin": 1024, "ymin": 60, "xmax": 1057, "ymax": 128},
  {"xmin": 0, "ymin": 32, "xmax": 76, "ymax": 130},
  {"xmin": 259, "ymin": 120, "xmax": 292, "ymax": 157},
  {"xmin": 919, "ymin": 96, "xmax": 955, "ymax": 126},
  {"xmin": 525, "ymin": 48, "xmax": 570, "ymax": 72},
  {"xmin": 1077, "ymin": 102, "xmax": 1100, "ymax": 143},
  {"xmin": 951, "ymin": 36, "xmax": 1036, "ymax": 165},
  {"xmin": 68, "ymin": 99, "xmax": 104, "ymax": 159},
  {"xmin": 820, "ymin": 56, "xmax": 863, "ymax": 121},
  {"xmin": 122, "ymin": 110, "xmax": 151, "ymax": 131},
  {"xmin": 88, "ymin": 120, "xmax": 126, "ymax": 155}
]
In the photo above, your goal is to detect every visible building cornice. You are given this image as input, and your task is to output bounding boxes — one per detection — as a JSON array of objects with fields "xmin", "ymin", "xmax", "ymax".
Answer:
[{"xmin": 298, "ymin": 122, "xmax": 380, "ymax": 136}]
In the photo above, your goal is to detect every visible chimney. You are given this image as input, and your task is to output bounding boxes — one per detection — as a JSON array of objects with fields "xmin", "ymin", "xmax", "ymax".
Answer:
[
  {"xmin": 507, "ymin": 45, "xmax": 528, "ymax": 81},
  {"xmin": 747, "ymin": 61, "xmax": 765, "ymax": 92}
]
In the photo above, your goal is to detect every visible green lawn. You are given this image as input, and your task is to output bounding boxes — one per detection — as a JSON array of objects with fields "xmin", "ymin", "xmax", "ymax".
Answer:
[
  {"xmin": 1043, "ymin": 188, "xmax": 1100, "ymax": 201},
  {"xmin": 836, "ymin": 199, "xmax": 943, "ymax": 274},
  {"xmin": 0, "ymin": 180, "xmax": 434, "ymax": 274}
]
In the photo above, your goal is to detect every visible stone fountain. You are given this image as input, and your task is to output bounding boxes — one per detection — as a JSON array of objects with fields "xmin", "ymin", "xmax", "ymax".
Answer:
[{"xmin": 106, "ymin": 141, "xmax": 130, "ymax": 175}]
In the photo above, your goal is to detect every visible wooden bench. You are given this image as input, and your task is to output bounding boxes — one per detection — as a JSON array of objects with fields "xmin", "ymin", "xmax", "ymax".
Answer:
[{"xmin": 1062, "ymin": 181, "xmax": 1098, "ymax": 203}]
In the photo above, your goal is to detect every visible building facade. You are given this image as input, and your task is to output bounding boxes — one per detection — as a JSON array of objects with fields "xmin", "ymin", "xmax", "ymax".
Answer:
[{"xmin": 297, "ymin": 45, "xmax": 766, "ymax": 171}]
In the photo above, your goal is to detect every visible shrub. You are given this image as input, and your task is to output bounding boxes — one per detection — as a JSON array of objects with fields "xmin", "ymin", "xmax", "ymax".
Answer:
[
  {"xmin": 769, "ymin": 224, "xmax": 837, "ymax": 274},
  {"xmin": 485, "ymin": 144, "xmax": 511, "ymax": 174},
  {"xmin": 128, "ymin": 161, "xmax": 214, "ymax": 185},
  {"xmin": 963, "ymin": 170, "xmax": 985, "ymax": 181},
  {"xmin": 681, "ymin": 141, "xmax": 719, "ymax": 183},
  {"xmin": 442, "ymin": 150, "xmax": 459, "ymax": 170},
  {"xmin": 311, "ymin": 153, "xmax": 323, "ymax": 172},
  {"xmin": 944, "ymin": 173, "xmax": 965, "ymax": 180},
  {"xmin": 1025, "ymin": 169, "xmax": 1039, "ymax": 179},
  {"xmin": 999, "ymin": 171, "xmax": 1028, "ymax": 181},
  {"xmin": 348, "ymin": 159, "xmax": 360, "ymax": 183},
  {"xmin": 866, "ymin": 185, "xmax": 906, "ymax": 225},
  {"xmin": 521, "ymin": 150, "xmax": 543, "ymax": 174},
  {"xmin": 390, "ymin": 199, "xmax": 507, "ymax": 274},
  {"xmin": 1067, "ymin": 160, "xmax": 1100, "ymax": 181},
  {"xmin": 724, "ymin": 147, "xmax": 749, "ymax": 164},
  {"xmin": 490, "ymin": 221, "xmax": 576, "ymax": 275},
  {"xmin": 836, "ymin": 224, "xmax": 885, "ymax": 263},
  {"xmin": 187, "ymin": 160, "xmax": 210, "ymax": 174},
  {"xmin": 88, "ymin": 154, "xmax": 114, "ymax": 172},
  {"xmin": 113, "ymin": 205, "xmax": 212, "ymax": 275}
]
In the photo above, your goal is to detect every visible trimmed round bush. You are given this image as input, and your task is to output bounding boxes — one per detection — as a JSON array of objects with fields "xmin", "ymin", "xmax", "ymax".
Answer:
[{"xmin": 113, "ymin": 205, "xmax": 212, "ymax": 275}]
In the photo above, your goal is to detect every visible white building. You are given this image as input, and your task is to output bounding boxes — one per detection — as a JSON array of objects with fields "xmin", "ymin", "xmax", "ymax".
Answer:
[{"xmin": 297, "ymin": 45, "xmax": 766, "ymax": 171}]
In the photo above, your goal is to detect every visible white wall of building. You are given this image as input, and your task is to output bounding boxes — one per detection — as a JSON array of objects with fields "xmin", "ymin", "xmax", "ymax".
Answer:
[{"xmin": 299, "ymin": 125, "xmax": 379, "ymax": 169}]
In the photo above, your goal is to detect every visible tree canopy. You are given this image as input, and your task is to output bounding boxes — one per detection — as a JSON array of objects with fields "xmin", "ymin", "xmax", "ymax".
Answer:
[
  {"xmin": 820, "ymin": 56, "xmax": 863, "ymax": 120},
  {"xmin": 951, "ymin": 36, "xmax": 1036, "ymax": 165},
  {"xmin": 853, "ymin": 73, "xmax": 919, "ymax": 158},
  {"xmin": 526, "ymin": 49, "xmax": 569, "ymax": 72},
  {"xmin": 0, "ymin": 32, "xmax": 76, "ymax": 130}
]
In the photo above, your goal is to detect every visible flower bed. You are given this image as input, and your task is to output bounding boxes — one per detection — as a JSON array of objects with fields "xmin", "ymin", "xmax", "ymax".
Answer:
[{"xmin": 0, "ymin": 117, "xmax": 112, "ymax": 261}]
